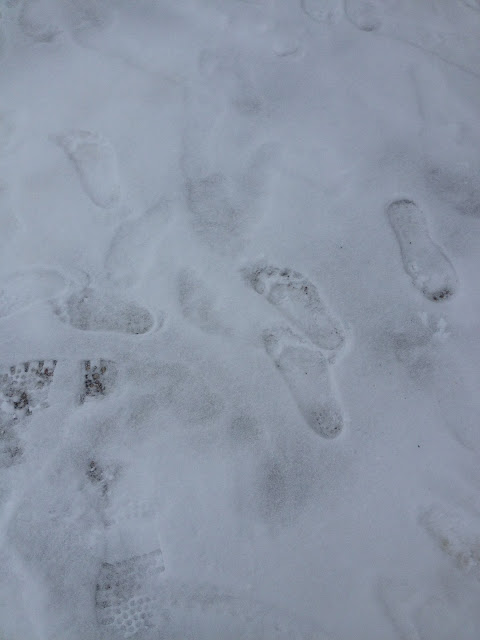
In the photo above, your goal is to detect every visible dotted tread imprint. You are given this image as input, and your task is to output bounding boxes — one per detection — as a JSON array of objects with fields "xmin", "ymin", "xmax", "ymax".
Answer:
[
  {"xmin": 81, "ymin": 359, "xmax": 117, "ymax": 403},
  {"xmin": 96, "ymin": 549, "xmax": 165, "ymax": 637}
]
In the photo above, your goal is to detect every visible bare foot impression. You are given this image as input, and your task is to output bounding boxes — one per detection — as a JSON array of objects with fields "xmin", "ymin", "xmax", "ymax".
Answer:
[
  {"xmin": 53, "ymin": 287, "xmax": 156, "ymax": 335},
  {"xmin": 244, "ymin": 263, "xmax": 345, "ymax": 351},
  {"xmin": 420, "ymin": 504, "xmax": 480, "ymax": 579},
  {"xmin": 53, "ymin": 130, "xmax": 121, "ymax": 209},
  {"xmin": 301, "ymin": 0, "xmax": 343, "ymax": 24},
  {"xmin": 386, "ymin": 199, "xmax": 458, "ymax": 302},
  {"xmin": 264, "ymin": 327, "xmax": 344, "ymax": 438}
]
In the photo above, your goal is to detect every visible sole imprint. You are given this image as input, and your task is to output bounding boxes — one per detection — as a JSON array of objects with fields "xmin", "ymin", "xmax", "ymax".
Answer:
[
  {"xmin": 264, "ymin": 328, "xmax": 344, "ymax": 438},
  {"xmin": 81, "ymin": 359, "xmax": 117, "ymax": 403},
  {"xmin": 386, "ymin": 199, "xmax": 458, "ymax": 302},
  {"xmin": 53, "ymin": 130, "xmax": 121, "ymax": 209},
  {"xmin": 53, "ymin": 287, "xmax": 156, "ymax": 335},
  {"xmin": 0, "ymin": 360, "xmax": 57, "ymax": 468},
  {"xmin": 244, "ymin": 263, "xmax": 344, "ymax": 350},
  {"xmin": 144, "ymin": 580, "xmax": 329, "ymax": 640}
]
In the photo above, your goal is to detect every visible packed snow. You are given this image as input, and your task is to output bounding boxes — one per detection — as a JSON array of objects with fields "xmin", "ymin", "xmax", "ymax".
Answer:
[{"xmin": 0, "ymin": 0, "xmax": 480, "ymax": 638}]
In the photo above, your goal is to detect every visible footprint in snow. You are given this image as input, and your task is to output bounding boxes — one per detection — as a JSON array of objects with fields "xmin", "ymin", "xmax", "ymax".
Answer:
[
  {"xmin": 243, "ymin": 262, "xmax": 345, "ymax": 351},
  {"xmin": 105, "ymin": 200, "xmax": 172, "ymax": 287},
  {"xmin": 264, "ymin": 327, "xmax": 344, "ymax": 438},
  {"xmin": 53, "ymin": 130, "xmax": 121, "ymax": 210},
  {"xmin": 386, "ymin": 199, "xmax": 458, "ymax": 302},
  {"xmin": 301, "ymin": 0, "xmax": 343, "ymax": 24},
  {"xmin": 0, "ymin": 359, "xmax": 57, "ymax": 468},
  {"xmin": 53, "ymin": 287, "xmax": 157, "ymax": 335}
]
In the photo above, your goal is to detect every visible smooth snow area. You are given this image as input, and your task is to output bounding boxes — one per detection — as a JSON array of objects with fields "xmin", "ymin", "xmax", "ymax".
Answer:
[{"xmin": 0, "ymin": 1, "xmax": 480, "ymax": 638}]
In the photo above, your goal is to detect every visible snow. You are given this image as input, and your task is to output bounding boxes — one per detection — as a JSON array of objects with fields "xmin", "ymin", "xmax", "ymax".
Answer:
[{"xmin": 0, "ymin": 0, "xmax": 480, "ymax": 638}]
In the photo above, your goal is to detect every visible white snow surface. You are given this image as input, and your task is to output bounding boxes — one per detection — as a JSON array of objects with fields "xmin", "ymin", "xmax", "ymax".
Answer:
[{"xmin": 0, "ymin": 0, "xmax": 480, "ymax": 638}]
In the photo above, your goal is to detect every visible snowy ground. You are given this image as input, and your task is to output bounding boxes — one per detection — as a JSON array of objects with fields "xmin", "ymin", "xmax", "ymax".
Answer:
[{"xmin": 0, "ymin": 1, "xmax": 480, "ymax": 638}]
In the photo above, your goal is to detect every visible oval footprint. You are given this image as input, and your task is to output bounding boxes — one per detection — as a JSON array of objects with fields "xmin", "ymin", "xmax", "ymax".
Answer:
[
  {"xmin": 0, "ymin": 267, "xmax": 69, "ymax": 319},
  {"xmin": 53, "ymin": 287, "xmax": 158, "ymax": 335}
]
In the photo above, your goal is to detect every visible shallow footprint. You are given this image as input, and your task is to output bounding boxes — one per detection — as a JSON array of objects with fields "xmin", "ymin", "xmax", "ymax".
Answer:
[
  {"xmin": 386, "ymin": 199, "xmax": 458, "ymax": 302},
  {"xmin": 53, "ymin": 130, "xmax": 121, "ymax": 209},
  {"xmin": 0, "ymin": 267, "xmax": 67, "ymax": 319},
  {"xmin": 420, "ymin": 504, "xmax": 480, "ymax": 580},
  {"xmin": 301, "ymin": 0, "xmax": 343, "ymax": 24},
  {"xmin": 53, "ymin": 287, "xmax": 156, "ymax": 335},
  {"xmin": 105, "ymin": 200, "xmax": 171, "ymax": 287},
  {"xmin": 343, "ymin": 0, "xmax": 385, "ymax": 31},
  {"xmin": 149, "ymin": 579, "xmax": 329, "ymax": 640},
  {"xmin": 18, "ymin": 0, "xmax": 62, "ymax": 42},
  {"xmin": 244, "ymin": 262, "xmax": 344, "ymax": 351},
  {"xmin": 178, "ymin": 269, "xmax": 230, "ymax": 336},
  {"xmin": 264, "ymin": 327, "xmax": 344, "ymax": 438}
]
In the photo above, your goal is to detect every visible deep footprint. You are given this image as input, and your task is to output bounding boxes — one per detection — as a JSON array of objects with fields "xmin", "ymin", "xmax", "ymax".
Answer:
[
  {"xmin": 53, "ymin": 288, "xmax": 156, "ymax": 335},
  {"xmin": 244, "ymin": 263, "xmax": 344, "ymax": 351},
  {"xmin": 386, "ymin": 199, "xmax": 458, "ymax": 302},
  {"xmin": 81, "ymin": 359, "xmax": 117, "ymax": 403},
  {"xmin": 0, "ymin": 360, "xmax": 57, "ymax": 468},
  {"xmin": 53, "ymin": 130, "xmax": 121, "ymax": 209},
  {"xmin": 264, "ymin": 328, "xmax": 344, "ymax": 438}
]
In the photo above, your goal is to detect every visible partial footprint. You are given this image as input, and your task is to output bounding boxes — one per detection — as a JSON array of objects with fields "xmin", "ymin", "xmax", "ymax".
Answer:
[
  {"xmin": 390, "ymin": 312, "xmax": 449, "ymax": 379},
  {"xmin": 96, "ymin": 487, "xmax": 165, "ymax": 638},
  {"xmin": 105, "ymin": 200, "xmax": 171, "ymax": 287},
  {"xmin": 53, "ymin": 130, "xmax": 121, "ymax": 209},
  {"xmin": 80, "ymin": 359, "xmax": 117, "ymax": 403},
  {"xmin": 185, "ymin": 142, "xmax": 278, "ymax": 254},
  {"xmin": 344, "ymin": 0, "xmax": 386, "ymax": 31},
  {"xmin": 178, "ymin": 269, "xmax": 230, "ymax": 336},
  {"xmin": 461, "ymin": 0, "xmax": 480, "ymax": 11},
  {"xmin": 420, "ymin": 504, "xmax": 480, "ymax": 579},
  {"xmin": 244, "ymin": 262, "xmax": 344, "ymax": 351},
  {"xmin": 19, "ymin": 0, "xmax": 62, "ymax": 42},
  {"xmin": 0, "ymin": 360, "xmax": 57, "ymax": 468},
  {"xmin": 142, "ymin": 579, "xmax": 329, "ymax": 640},
  {"xmin": 0, "ymin": 267, "xmax": 67, "ymax": 319},
  {"xmin": 264, "ymin": 327, "xmax": 344, "ymax": 438},
  {"xmin": 425, "ymin": 164, "xmax": 480, "ymax": 218},
  {"xmin": 301, "ymin": 0, "xmax": 343, "ymax": 24},
  {"xmin": 53, "ymin": 287, "xmax": 157, "ymax": 335},
  {"xmin": 386, "ymin": 199, "xmax": 457, "ymax": 302},
  {"xmin": 344, "ymin": 1, "xmax": 480, "ymax": 77},
  {"xmin": 130, "ymin": 361, "xmax": 224, "ymax": 425},
  {"xmin": 378, "ymin": 576, "xmax": 480, "ymax": 640}
]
